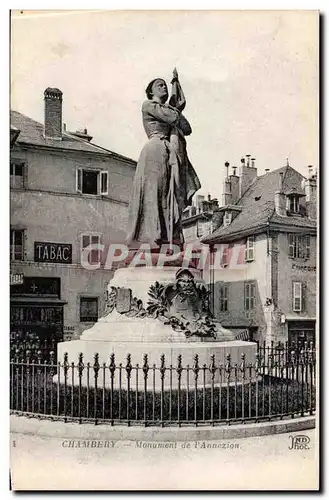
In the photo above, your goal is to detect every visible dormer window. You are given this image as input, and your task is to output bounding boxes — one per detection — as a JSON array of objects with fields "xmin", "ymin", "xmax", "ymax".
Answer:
[
  {"xmin": 223, "ymin": 211, "xmax": 232, "ymax": 227},
  {"xmin": 287, "ymin": 195, "xmax": 300, "ymax": 213},
  {"xmin": 285, "ymin": 189, "xmax": 306, "ymax": 215}
]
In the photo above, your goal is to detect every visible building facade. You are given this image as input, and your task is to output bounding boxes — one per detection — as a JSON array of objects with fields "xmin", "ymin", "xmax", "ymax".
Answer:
[
  {"xmin": 202, "ymin": 157, "xmax": 317, "ymax": 346},
  {"xmin": 10, "ymin": 88, "xmax": 136, "ymax": 347},
  {"xmin": 182, "ymin": 194, "xmax": 218, "ymax": 244}
]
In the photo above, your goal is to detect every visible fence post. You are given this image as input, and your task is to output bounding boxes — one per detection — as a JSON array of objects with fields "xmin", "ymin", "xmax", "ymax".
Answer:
[
  {"xmin": 240, "ymin": 353, "xmax": 246, "ymax": 422},
  {"xmin": 209, "ymin": 354, "xmax": 217, "ymax": 425},
  {"xmin": 93, "ymin": 353, "xmax": 100, "ymax": 425},
  {"xmin": 63, "ymin": 352, "xmax": 69, "ymax": 422},
  {"xmin": 126, "ymin": 354, "xmax": 132, "ymax": 426},
  {"xmin": 192, "ymin": 354, "xmax": 199, "ymax": 426},
  {"xmin": 77, "ymin": 353, "xmax": 84, "ymax": 424},
  {"xmin": 109, "ymin": 353, "xmax": 116, "ymax": 425},
  {"xmin": 160, "ymin": 354, "xmax": 166, "ymax": 427},
  {"xmin": 143, "ymin": 354, "xmax": 149, "ymax": 427},
  {"xmin": 37, "ymin": 350, "xmax": 42, "ymax": 415},
  {"xmin": 176, "ymin": 355, "xmax": 183, "ymax": 427},
  {"xmin": 225, "ymin": 353, "xmax": 232, "ymax": 422},
  {"xmin": 254, "ymin": 352, "xmax": 260, "ymax": 420}
]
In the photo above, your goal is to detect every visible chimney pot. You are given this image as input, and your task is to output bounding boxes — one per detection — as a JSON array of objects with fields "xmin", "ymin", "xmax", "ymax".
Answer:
[
  {"xmin": 251, "ymin": 158, "xmax": 256, "ymax": 168},
  {"xmin": 246, "ymin": 155, "xmax": 251, "ymax": 167},
  {"xmin": 241, "ymin": 158, "xmax": 245, "ymax": 164},
  {"xmin": 265, "ymin": 168, "xmax": 270, "ymax": 173},
  {"xmin": 232, "ymin": 166, "xmax": 237, "ymax": 176},
  {"xmin": 208, "ymin": 194, "xmax": 211, "ymax": 202}
]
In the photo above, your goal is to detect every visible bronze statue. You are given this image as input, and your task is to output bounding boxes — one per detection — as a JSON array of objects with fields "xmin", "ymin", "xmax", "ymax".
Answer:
[{"xmin": 126, "ymin": 69, "xmax": 201, "ymax": 248}]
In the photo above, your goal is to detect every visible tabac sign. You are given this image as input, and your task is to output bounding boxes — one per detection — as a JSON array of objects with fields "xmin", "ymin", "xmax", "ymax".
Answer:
[{"xmin": 34, "ymin": 242, "xmax": 72, "ymax": 264}]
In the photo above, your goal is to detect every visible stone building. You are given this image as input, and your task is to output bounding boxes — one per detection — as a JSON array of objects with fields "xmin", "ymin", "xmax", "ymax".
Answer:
[
  {"xmin": 10, "ymin": 88, "xmax": 136, "ymax": 346},
  {"xmin": 202, "ymin": 156, "xmax": 317, "ymax": 346},
  {"xmin": 182, "ymin": 194, "xmax": 218, "ymax": 244}
]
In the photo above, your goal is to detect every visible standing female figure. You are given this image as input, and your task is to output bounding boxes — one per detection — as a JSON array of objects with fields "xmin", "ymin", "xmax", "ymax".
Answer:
[{"xmin": 126, "ymin": 71, "xmax": 201, "ymax": 248}]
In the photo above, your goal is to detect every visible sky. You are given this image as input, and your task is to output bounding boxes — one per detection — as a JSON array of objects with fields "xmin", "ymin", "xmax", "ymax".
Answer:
[{"xmin": 10, "ymin": 9, "xmax": 319, "ymax": 201}]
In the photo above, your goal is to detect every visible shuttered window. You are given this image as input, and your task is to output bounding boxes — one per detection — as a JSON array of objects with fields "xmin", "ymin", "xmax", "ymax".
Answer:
[
  {"xmin": 244, "ymin": 282, "xmax": 256, "ymax": 310},
  {"xmin": 293, "ymin": 282, "xmax": 303, "ymax": 312}
]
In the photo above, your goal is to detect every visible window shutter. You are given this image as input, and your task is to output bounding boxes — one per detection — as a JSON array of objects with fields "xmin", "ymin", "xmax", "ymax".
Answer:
[
  {"xmin": 224, "ymin": 285, "xmax": 229, "ymax": 311},
  {"xmin": 245, "ymin": 237, "xmax": 255, "ymax": 261},
  {"xmin": 302, "ymin": 283, "xmax": 307, "ymax": 311},
  {"xmin": 288, "ymin": 234, "xmax": 294, "ymax": 258},
  {"xmin": 304, "ymin": 235, "xmax": 310, "ymax": 259},
  {"xmin": 251, "ymin": 283, "xmax": 256, "ymax": 309},
  {"xmin": 245, "ymin": 283, "xmax": 249, "ymax": 310},
  {"xmin": 100, "ymin": 171, "xmax": 108, "ymax": 195},
  {"xmin": 76, "ymin": 167, "xmax": 82, "ymax": 193}
]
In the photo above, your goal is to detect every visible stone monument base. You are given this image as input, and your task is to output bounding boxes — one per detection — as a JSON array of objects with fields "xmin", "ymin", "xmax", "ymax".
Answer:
[
  {"xmin": 56, "ymin": 337, "xmax": 257, "ymax": 390},
  {"xmin": 56, "ymin": 266, "xmax": 258, "ymax": 389}
]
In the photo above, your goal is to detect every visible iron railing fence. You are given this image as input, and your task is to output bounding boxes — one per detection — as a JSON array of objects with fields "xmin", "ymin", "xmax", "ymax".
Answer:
[{"xmin": 10, "ymin": 343, "xmax": 316, "ymax": 427}]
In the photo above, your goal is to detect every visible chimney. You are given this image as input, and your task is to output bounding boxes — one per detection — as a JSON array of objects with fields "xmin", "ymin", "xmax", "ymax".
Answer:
[
  {"xmin": 212, "ymin": 210, "xmax": 222, "ymax": 232},
  {"xmin": 239, "ymin": 155, "xmax": 257, "ymax": 198},
  {"xmin": 44, "ymin": 88, "xmax": 63, "ymax": 140},
  {"xmin": 274, "ymin": 171, "xmax": 286, "ymax": 216},
  {"xmin": 229, "ymin": 166, "xmax": 239, "ymax": 204},
  {"xmin": 279, "ymin": 172, "xmax": 284, "ymax": 190},
  {"xmin": 222, "ymin": 162, "xmax": 231, "ymax": 205},
  {"xmin": 304, "ymin": 166, "xmax": 317, "ymax": 220}
]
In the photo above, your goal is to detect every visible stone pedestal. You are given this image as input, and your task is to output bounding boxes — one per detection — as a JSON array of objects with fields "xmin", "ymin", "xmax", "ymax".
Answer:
[{"xmin": 56, "ymin": 266, "xmax": 258, "ymax": 389}]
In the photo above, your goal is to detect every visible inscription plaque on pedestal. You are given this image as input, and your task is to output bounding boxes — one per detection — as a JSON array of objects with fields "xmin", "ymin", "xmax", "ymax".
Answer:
[{"xmin": 116, "ymin": 288, "xmax": 132, "ymax": 313}]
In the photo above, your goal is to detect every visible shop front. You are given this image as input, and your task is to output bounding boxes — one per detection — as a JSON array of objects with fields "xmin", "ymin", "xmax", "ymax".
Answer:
[
  {"xmin": 10, "ymin": 277, "xmax": 67, "ymax": 353},
  {"xmin": 287, "ymin": 319, "xmax": 316, "ymax": 347}
]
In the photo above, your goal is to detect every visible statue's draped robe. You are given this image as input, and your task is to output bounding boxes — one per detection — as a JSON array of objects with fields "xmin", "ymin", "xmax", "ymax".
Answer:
[{"xmin": 126, "ymin": 99, "xmax": 201, "ymax": 247}]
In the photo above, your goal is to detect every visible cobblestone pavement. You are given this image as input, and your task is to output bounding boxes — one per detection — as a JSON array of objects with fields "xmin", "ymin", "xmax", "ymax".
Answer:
[{"xmin": 10, "ymin": 425, "xmax": 318, "ymax": 491}]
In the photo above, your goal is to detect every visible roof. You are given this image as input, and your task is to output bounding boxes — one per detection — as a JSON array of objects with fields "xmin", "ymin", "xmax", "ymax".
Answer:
[
  {"xmin": 202, "ymin": 166, "xmax": 317, "ymax": 244},
  {"xmin": 10, "ymin": 110, "xmax": 136, "ymax": 164}
]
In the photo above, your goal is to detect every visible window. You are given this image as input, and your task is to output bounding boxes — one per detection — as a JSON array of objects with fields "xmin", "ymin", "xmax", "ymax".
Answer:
[
  {"xmin": 81, "ymin": 233, "xmax": 102, "ymax": 264},
  {"xmin": 76, "ymin": 168, "xmax": 108, "ymax": 195},
  {"xmin": 223, "ymin": 211, "xmax": 232, "ymax": 227},
  {"xmin": 288, "ymin": 234, "xmax": 311, "ymax": 259},
  {"xmin": 10, "ymin": 162, "xmax": 25, "ymax": 189},
  {"xmin": 244, "ymin": 282, "xmax": 256, "ymax": 310},
  {"xmin": 220, "ymin": 245, "xmax": 233, "ymax": 267},
  {"xmin": 293, "ymin": 282, "xmax": 303, "ymax": 312},
  {"xmin": 80, "ymin": 297, "xmax": 98, "ymax": 322},
  {"xmin": 10, "ymin": 229, "xmax": 24, "ymax": 261},
  {"xmin": 287, "ymin": 195, "xmax": 300, "ymax": 213},
  {"xmin": 244, "ymin": 236, "xmax": 255, "ymax": 262},
  {"xmin": 219, "ymin": 285, "xmax": 229, "ymax": 312}
]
